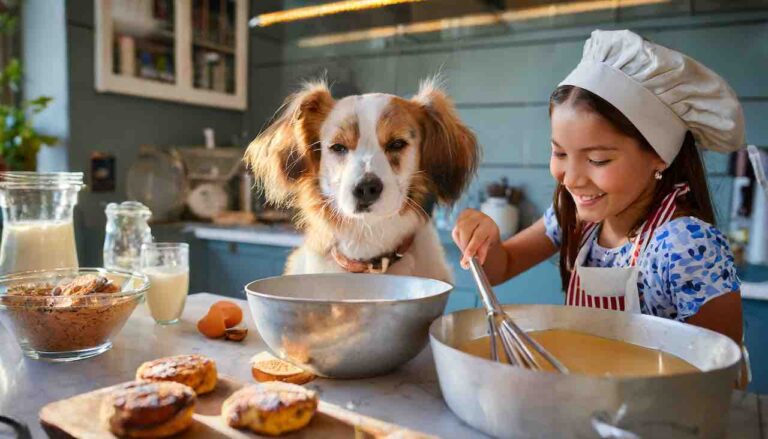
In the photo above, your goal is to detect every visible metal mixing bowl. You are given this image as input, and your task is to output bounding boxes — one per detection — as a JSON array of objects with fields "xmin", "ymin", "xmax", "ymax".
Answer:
[
  {"xmin": 430, "ymin": 305, "xmax": 742, "ymax": 439},
  {"xmin": 245, "ymin": 273, "xmax": 452, "ymax": 378}
]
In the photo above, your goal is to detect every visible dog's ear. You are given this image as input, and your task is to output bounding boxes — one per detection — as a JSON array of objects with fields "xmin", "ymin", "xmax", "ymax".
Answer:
[
  {"xmin": 245, "ymin": 80, "xmax": 334, "ymax": 205},
  {"xmin": 412, "ymin": 78, "xmax": 479, "ymax": 204}
]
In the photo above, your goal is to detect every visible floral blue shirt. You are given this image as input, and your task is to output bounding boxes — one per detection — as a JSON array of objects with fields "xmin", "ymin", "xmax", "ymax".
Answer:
[{"xmin": 543, "ymin": 205, "xmax": 740, "ymax": 321}]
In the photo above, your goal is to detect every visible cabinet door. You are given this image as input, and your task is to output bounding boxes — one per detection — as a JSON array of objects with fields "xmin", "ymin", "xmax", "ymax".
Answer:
[
  {"xmin": 743, "ymin": 299, "xmax": 768, "ymax": 394},
  {"xmin": 445, "ymin": 288, "xmax": 478, "ymax": 313},
  {"xmin": 443, "ymin": 244, "xmax": 564, "ymax": 307},
  {"xmin": 204, "ymin": 241, "xmax": 291, "ymax": 298}
]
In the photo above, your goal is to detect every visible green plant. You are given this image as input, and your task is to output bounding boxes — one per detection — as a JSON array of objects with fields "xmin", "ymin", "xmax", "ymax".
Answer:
[{"xmin": 0, "ymin": 4, "xmax": 57, "ymax": 171}]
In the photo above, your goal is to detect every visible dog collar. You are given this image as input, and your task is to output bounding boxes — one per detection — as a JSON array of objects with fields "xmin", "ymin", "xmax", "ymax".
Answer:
[{"xmin": 330, "ymin": 235, "xmax": 415, "ymax": 274}]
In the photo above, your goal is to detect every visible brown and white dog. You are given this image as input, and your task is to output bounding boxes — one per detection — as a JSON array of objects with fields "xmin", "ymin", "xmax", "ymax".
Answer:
[{"xmin": 245, "ymin": 79, "xmax": 478, "ymax": 283}]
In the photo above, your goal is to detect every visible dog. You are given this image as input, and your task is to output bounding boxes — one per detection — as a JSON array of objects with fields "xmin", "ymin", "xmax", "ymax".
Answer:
[{"xmin": 245, "ymin": 79, "xmax": 478, "ymax": 283}]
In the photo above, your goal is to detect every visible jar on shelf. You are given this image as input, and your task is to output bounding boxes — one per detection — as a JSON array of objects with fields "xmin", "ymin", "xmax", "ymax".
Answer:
[
  {"xmin": 0, "ymin": 172, "xmax": 85, "ymax": 274},
  {"xmin": 103, "ymin": 201, "xmax": 153, "ymax": 271}
]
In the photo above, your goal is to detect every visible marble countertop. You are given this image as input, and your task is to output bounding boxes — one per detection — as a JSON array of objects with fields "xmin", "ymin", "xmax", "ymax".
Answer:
[{"xmin": 0, "ymin": 293, "xmax": 766, "ymax": 438}]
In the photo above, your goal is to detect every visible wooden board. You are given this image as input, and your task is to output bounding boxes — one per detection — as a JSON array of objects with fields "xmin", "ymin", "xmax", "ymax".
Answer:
[{"xmin": 39, "ymin": 376, "xmax": 435, "ymax": 438}]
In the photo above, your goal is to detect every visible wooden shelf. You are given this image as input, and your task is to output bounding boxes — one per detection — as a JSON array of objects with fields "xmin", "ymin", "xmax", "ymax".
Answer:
[{"xmin": 193, "ymin": 38, "xmax": 235, "ymax": 54}]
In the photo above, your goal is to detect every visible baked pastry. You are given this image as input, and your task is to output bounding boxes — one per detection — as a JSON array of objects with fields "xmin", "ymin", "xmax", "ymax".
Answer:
[
  {"xmin": 136, "ymin": 354, "xmax": 217, "ymax": 395},
  {"xmin": 222, "ymin": 382, "xmax": 318, "ymax": 435},
  {"xmin": 101, "ymin": 380, "xmax": 196, "ymax": 438},
  {"xmin": 250, "ymin": 351, "xmax": 315, "ymax": 385}
]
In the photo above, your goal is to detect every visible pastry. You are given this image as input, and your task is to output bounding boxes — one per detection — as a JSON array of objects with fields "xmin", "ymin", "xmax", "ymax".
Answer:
[
  {"xmin": 101, "ymin": 380, "xmax": 195, "ymax": 438},
  {"xmin": 250, "ymin": 351, "xmax": 315, "ymax": 385},
  {"xmin": 136, "ymin": 354, "xmax": 217, "ymax": 395},
  {"xmin": 222, "ymin": 382, "xmax": 318, "ymax": 436}
]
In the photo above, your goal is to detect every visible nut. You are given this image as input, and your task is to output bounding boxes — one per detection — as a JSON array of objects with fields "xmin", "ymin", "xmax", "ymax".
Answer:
[{"xmin": 224, "ymin": 327, "xmax": 248, "ymax": 342}]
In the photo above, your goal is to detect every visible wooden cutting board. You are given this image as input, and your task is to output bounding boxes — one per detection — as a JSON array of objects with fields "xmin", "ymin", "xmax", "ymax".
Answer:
[{"xmin": 39, "ymin": 376, "xmax": 435, "ymax": 438}]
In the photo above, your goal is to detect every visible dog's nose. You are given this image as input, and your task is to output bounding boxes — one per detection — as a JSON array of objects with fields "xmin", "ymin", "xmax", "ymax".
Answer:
[{"xmin": 353, "ymin": 174, "xmax": 383, "ymax": 206}]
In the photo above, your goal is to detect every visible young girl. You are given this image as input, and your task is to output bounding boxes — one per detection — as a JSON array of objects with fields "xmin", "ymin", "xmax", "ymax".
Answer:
[{"xmin": 453, "ymin": 30, "xmax": 746, "ymax": 346}]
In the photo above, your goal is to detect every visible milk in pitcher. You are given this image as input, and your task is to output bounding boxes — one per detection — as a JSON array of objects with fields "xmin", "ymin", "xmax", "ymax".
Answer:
[{"xmin": 0, "ymin": 220, "xmax": 78, "ymax": 274}]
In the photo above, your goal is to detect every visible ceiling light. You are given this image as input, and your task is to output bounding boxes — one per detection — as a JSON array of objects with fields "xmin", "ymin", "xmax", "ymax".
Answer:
[
  {"xmin": 298, "ymin": 0, "xmax": 670, "ymax": 47},
  {"xmin": 249, "ymin": 0, "xmax": 424, "ymax": 28}
]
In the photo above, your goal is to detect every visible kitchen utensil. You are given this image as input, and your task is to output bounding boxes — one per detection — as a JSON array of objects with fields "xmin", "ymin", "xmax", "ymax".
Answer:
[
  {"xmin": 468, "ymin": 257, "xmax": 567, "ymax": 372},
  {"xmin": 430, "ymin": 305, "xmax": 742, "ymax": 438},
  {"xmin": 245, "ymin": 273, "xmax": 452, "ymax": 378}
]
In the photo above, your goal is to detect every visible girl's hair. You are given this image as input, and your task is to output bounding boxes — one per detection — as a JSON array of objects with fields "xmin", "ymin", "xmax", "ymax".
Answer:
[{"xmin": 549, "ymin": 85, "xmax": 715, "ymax": 292}]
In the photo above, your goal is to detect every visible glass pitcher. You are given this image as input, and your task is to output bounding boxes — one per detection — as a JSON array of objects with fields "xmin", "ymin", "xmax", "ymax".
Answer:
[
  {"xmin": 0, "ymin": 172, "xmax": 84, "ymax": 274},
  {"xmin": 103, "ymin": 201, "xmax": 153, "ymax": 271}
]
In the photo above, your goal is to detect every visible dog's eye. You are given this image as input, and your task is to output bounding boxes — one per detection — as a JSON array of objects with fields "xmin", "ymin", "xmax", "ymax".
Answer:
[
  {"xmin": 387, "ymin": 139, "xmax": 407, "ymax": 151},
  {"xmin": 329, "ymin": 143, "xmax": 348, "ymax": 154}
]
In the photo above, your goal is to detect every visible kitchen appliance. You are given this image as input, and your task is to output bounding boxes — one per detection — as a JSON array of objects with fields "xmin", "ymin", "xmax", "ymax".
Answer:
[
  {"xmin": 175, "ymin": 146, "xmax": 244, "ymax": 220},
  {"xmin": 747, "ymin": 145, "xmax": 768, "ymax": 265},
  {"xmin": 245, "ymin": 273, "xmax": 452, "ymax": 378},
  {"xmin": 126, "ymin": 145, "xmax": 187, "ymax": 223},
  {"xmin": 430, "ymin": 305, "xmax": 741, "ymax": 438}
]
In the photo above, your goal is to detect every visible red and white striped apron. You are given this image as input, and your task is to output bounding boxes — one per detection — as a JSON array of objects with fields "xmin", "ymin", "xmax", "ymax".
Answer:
[{"xmin": 566, "ymin": 183, "xmax": 691, "ymax": 312}]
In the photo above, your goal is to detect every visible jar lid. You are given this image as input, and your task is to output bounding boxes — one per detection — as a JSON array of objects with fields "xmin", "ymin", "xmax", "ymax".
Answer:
[
  {"xmin": 105, "ymin": 201, "xmax": 152, "ymax": 217},
  {"xmin": 0, "ymin": 171, "xmax": 84, "ymax": 189}
]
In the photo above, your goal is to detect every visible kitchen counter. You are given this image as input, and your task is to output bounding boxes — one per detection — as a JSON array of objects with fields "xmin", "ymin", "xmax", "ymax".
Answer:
[
  {"xmin": 165, "ymin": 220, "xmax": 457, "ymax": 248},
  {"xmin": 188, "ymin": 223, "xmax": 304, "ymax": 247},
  {"xmin": 0, "ymin": 293, "xmax": 765, "ymax": 438}
]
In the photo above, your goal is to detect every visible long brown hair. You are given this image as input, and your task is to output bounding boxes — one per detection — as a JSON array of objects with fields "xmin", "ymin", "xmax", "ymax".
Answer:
[{"xmin": 550, "ymin": 85, "xmax": 715, "ymax": 291}]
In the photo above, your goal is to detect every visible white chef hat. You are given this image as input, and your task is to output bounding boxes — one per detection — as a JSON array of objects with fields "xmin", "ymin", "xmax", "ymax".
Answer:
[{"xmin": 559, "ymin": 29, "xmax": 745, "ymax": 164}]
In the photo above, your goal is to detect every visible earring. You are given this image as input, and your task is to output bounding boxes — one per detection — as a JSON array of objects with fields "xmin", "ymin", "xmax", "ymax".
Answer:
[{"xmin": 654, "ymin": 170, "xmax": 663, "ymax": 180}]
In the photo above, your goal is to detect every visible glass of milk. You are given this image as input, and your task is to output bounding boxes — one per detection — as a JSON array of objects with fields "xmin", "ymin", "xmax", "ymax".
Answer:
[
  {"xmin": 140, "ymin": 242, "xmax": 190, "ymax": 325},
  {"xmin": 0, "ymin": 172, "xmax": 84, "ymax": 275}
]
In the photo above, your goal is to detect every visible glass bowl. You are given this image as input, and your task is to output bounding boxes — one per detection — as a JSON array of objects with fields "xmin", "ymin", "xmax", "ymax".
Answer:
[{"xmin": 0, "ymin": 267, "xmax": 149, "ymax": 361}]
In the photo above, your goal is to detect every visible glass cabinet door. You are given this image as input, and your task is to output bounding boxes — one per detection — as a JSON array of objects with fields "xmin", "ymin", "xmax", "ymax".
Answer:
[
  {"xmin": 192, "ymin": 0, "xmax": 236, "ymax": 95},
  {"xmin": 111, "ymin": 0, "xmax": 176, "ymax": 85}
]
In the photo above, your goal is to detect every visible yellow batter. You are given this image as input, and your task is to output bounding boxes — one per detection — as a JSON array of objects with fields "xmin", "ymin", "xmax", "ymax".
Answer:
[{"xmin": 458, "ymin": 329, "xmax": 698, "ymax": 377}]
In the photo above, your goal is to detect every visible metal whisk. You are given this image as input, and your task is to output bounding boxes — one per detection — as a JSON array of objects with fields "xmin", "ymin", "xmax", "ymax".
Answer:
[{"xmin": 468, "ymin": 257, "xmax": 569, "ymax": 373}]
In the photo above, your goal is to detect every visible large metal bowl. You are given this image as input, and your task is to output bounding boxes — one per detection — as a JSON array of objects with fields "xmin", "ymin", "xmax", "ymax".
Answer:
[
  {"xmin": 245, "ymin": 273, "xmax": 452, "ymax": 378},
  {"xmin": 430, "ymin": 305, "xmax": 741, "ymax": 439}
]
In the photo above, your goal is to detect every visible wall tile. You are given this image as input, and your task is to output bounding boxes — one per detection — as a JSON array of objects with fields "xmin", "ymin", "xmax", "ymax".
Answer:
[{"xmin": 458, "ymin": 105, "xmax": 551, "ymax": 166}]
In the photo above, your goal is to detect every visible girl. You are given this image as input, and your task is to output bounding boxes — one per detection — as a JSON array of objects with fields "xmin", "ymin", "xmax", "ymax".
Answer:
[{"xmin": 453, "ymin": 30, "xmax": 746, "ymax": 347}]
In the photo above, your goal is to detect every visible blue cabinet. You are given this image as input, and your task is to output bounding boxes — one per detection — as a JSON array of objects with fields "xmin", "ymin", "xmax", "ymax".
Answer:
[
  {"xmin": 200, "ymin": 240, "xmax": 291, "ymax": 299},
  {"xmin": 744, "ymin": 299, "xmax": 768, "ymax": 394},
  {"xmin": 739, "ymin": 264, "xmax": 768, "ymax": 394},
  {"xmin": 441, "ymin": 239, "xmax": 565, "ymax": 312}
]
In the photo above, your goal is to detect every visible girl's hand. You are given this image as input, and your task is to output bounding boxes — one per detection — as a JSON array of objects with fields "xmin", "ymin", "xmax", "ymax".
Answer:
[{"xmin": 452, "ymin": 209, "xmax": 501, "ymax": 269}]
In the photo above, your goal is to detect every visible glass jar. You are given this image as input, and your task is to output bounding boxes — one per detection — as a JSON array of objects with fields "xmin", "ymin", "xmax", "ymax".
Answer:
[
  {"xmin": 0, "ymin": 172, "xmax": 84, "ymax": 274},
  {"xmin": 103, "ymin": 201, "xmax": 153, "ymax": 271}
]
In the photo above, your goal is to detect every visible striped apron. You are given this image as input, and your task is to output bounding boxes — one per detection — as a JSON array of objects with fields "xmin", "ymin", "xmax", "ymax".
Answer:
[{"xmin": 566, "ymin": 183, "xmax": 691, "ymax": 312}]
